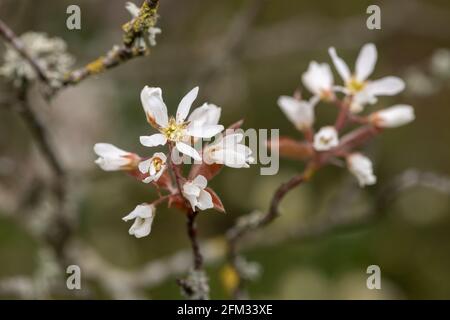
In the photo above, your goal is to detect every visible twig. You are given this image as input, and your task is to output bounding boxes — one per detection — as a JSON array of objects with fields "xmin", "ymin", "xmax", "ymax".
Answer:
[
  {"xmin": 186, "ymin": 210, "xmax": 203, "ymax": 270},
  {"xmin": 59, "ymin": 0, "xmax": 159, "ymax": 91}
]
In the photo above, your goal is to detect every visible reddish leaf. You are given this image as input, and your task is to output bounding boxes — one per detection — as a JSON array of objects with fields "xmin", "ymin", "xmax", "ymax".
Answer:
[
  {"xmin": 206, "ymin": 187, "xmax": 225, "ymax": 213},
  {"xmin": 267, "ymin": 136, "xmax": 313, "ymax": 161}
]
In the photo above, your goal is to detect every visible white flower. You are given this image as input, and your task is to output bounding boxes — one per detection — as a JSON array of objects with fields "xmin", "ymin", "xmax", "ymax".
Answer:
[
  {"xmin": 122, "ymin": 204, "xmax": 155, "ymax": 238},
  {"xmin": 347, "ymin": 153, "xmax": 377, "ymax": 187},
  {"xmin": 0, "ymin": 32, "xmax": 74, "ymax": 87},
  {"xmin": 139, "ymin": 86, "xmax": 224, "ymax": 161},
  {"xmin": 329, "ymin": 43, "xmax": 405, "ymax": 113},
  {"xmin": 302, "ymin": 61, "xmax": 334, "ymax": 99},
  {"xmin": 125, "ymin": 2, "xmax": 161, "ymax": 47},
  {"xmin": 313, "ymin": 126, "xmax": 339, "ymax": 151},
  {"xmin": 277, "ymin": 95, "xmax": 315, "ymax": 130},
  {"xmin": 369, "ymin": 105, "xmax": 415, "ymax": 128},
  {"xmin": 203, "ymin": 133, "xmax": 254, "ymax": 168},
  {"xmin": 182, "ymin": 175, "xmax": 214, "ymax": 211},
  {"xmin": 94, "ymin": 143, "xmax": 139, "ymax": 171},
  {"xmin": 138, "ymin": 152, "xmax": 167, "ymax": 183}
]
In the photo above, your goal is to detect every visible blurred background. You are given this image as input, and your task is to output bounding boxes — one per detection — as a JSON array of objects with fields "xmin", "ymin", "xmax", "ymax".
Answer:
[{"xmin": 0, "ymin": 0, "xmax": 449, "ymax": 299}]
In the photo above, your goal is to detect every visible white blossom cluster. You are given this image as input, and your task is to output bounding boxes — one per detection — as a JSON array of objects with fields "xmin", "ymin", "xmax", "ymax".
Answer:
[
  {"xmin": 0, "ymin": 32, "xmax": 74, "ymax": 87},
  {"xmin": 278, "ymin": 43, "xmax": 415, "ymax": 187}
]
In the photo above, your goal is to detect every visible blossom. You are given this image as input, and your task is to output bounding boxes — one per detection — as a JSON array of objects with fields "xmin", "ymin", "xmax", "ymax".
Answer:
[
  {"xmin": 347, "ymin": 153, "xmax": 377, "ymax": 187},
  {"xmin": 369, "ymin": 105, "xmax": 415, "ymax": 128},
  {"xmin": 182, "ymin": 175, "xmax": 214, "ymax": 211},
  {"xmin": 0, "ymin": 32, "xmax": 74, "ymax": 87},
  {"xmin": 277, "ymin": 95, "xmax": 315, "ymax": 130},
  {"xmin": 94, "ymin": 143, "xmax": 140, "ymax": 171},
  {"xmin": 125, "ymin": 2, "xmax": 161, "ymax": 47},
  {"xmin": 122, "ymin": 204, "xmax": 155, "ymax": 238},
  {"xmin": 139, "ymin": 86, "xmax": 224, "ymax": 161},
  {"xmin": 302, "ymin": 61, "xmax": 334, "ymax": 100},
  {"xmin": 313, "ymin": 126, "xmax": 339, "ymax": 151},
  {"xmin": 329, "ymin": 43, "xmax": 405, "ymax": 113},
  {"xmin": 203, "ymin": 133, "xmax": 254, "ymax": 168},
  {"xmin": 138, "ymin": 152, "xmax": 167, "ymax": 183}
]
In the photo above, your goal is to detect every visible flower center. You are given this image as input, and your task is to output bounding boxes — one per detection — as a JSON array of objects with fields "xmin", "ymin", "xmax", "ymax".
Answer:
[
  {"xmin": 152, "ymin": 157, "xmax": 163, "ymax": 172},
  {"xmin": 346, "ymin": 77, "xmax": 366, "ymax": 93},
  {"xmin": 161, "ymin": 117, "xmax": 188, "ymax": 142}
]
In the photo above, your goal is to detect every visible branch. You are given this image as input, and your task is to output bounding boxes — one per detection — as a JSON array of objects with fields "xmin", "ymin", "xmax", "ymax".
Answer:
[
  {"xmin": 59, "ymin": 0, "xmax": 159, "ymax": 91},
  {"xmin": 226, "ymin": 162, "xmax": 316, "ymax": 298}
]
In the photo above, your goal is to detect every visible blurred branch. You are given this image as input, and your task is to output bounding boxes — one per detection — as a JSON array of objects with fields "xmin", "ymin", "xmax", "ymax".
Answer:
[
  {"xmin": 47, "ymin": 169, "xmax": 448, "ymax": 299},
  {"xmin": 0, "ymin": 18, "xmax": 51, "ymax": 85}
]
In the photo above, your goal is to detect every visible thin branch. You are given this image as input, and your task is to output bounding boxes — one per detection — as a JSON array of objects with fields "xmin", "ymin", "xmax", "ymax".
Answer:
[
  {"xmin": 0, "ymin": 18, "xmax": 50, "ymax": 85},
  {"xmin": 59, "ymin": 0, "xmax": 159, "ymax": 91}
]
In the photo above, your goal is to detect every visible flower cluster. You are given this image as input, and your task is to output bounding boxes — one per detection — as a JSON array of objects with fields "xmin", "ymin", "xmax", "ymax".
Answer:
[
  {"xmin": 276, "ymin": 43, "xmax": 415, "ymax": 187},
  {"xmin": 94, "ymin": 86, "xmax": 253, "ymax": 238},
  {"xmin": 0, "ymin": 32, "xmax": 74, "ymax": 87}
]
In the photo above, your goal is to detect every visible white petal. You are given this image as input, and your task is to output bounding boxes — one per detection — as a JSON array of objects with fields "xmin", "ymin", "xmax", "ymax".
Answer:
[
  {"xmin": 313, "ymin": 126, "xmax": 339, "ymax": 151},
  {"xmin": 210, "ymin": 149, "xmax": 249, "ymax": 168},
  {"xmin": 329, "ymin": 47, "xmax": 351, "ymax": 82},
  {"xmin": 95, "ymin": 157, "xmax": 129, "ymax": 171},
  {"xmin": 370, "ymin": 105, "xmax": 415, "ymax": 128},
  {"xmin": 196, "ymin": 190, "xmax": 214, "ymax": 211},
  {"xmin": 347, "ymin": 153, "xmax": 377, "ymax": 187},
  {"xmin": 185, "ymin": 124, "xmax": 224, "ymax": 138},
  {"xmin": 125, "ymin": 2, "xmax": 140, "ymax": 17},
  {"xmin": 192, "ymin": 175, "xmax": 208, "ymax": 189},
  {"xmin": 175, "ymin": 141, "xmax": 202, "ymax": 161},
  {"xmin": 93, "ymin": 143, "xmax": 128, "ymax": 157},
  {"xmin": 140, "ymin": 86, "xmax": 169, "ymax": 127},
  {"xmin": 123, "ymin": 204, "xmax": 153, "ymax": 221},
  {"xmin": 176, "ymin": 86, "xmax": 199, "ymax": 123},
  {"xmin": 355, "ymin": 43, "xmax": 377, "ymax": 81},
  {"xmin": 302, "ymin": 61, "xmax": 333, "ymax": 96},
  {"xmin": 185, "ymin": 194, "xmax": 198, "ymax": 210},
  {"xmin": 129, "ymin": 217, "xmax": 153, "ymax": 238},
  {"xmin": 140, "ymin": 134, "xmax": 167, "ymax": 147},
  {"xmin": 365, "ymin": 76, "xmax": 405, "ymax": 96},
  {"xmin": 138, "ymin": 159, "xmax": 152, "ymax": 174},
  {"xmin": 183, "ymin": 182, "xmax": 201, "ymax": 197}
]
